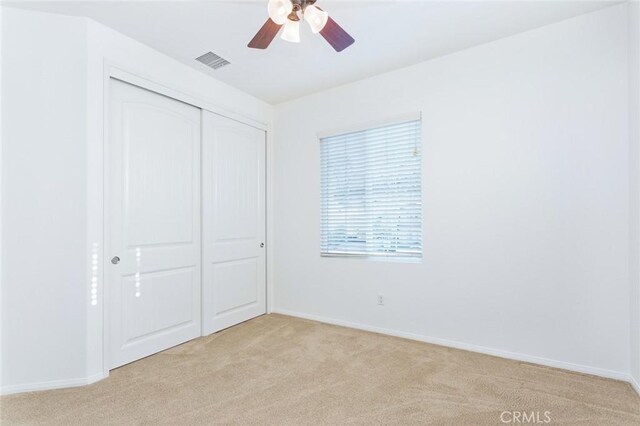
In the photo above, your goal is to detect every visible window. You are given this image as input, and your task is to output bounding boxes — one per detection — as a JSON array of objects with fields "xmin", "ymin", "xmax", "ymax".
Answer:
[{"xmin": 320, "ymin": 116, "xmax": 422, "ymax": 259}]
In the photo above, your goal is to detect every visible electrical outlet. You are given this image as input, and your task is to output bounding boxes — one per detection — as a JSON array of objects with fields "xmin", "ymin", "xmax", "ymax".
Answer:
[{"xmin": 377, "ymin": 294, "xmax": 384, "ymax": 305}]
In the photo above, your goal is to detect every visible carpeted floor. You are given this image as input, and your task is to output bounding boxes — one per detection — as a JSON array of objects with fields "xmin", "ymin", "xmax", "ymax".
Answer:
[{"xmin": 1, "ymin": 314, "xmax": 639, "ymax": 425}]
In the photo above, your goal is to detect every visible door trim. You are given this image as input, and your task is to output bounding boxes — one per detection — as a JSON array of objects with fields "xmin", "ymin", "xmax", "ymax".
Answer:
[
  {"xmin": 99, "ymin": 62, "xmax": 272, "ymax": 380},
  {"xmin": 109, "ymin": 65, "xmax": 267, "ymax": 131}
]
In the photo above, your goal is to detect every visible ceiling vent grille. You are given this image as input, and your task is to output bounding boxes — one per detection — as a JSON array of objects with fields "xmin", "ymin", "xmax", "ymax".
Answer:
[{"xmin": 195, "ymin": 52, "xmax": 230, "ymax": 70}]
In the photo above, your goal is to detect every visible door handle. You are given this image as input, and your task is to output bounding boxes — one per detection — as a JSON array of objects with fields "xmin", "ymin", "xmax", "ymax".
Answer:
[
  {"xmin": 111, "ymin": 256, "xmax": 120, "ymax": 265},
  {"xmin": 260, "ymin": 243, "xmax": 264, "ymax": 248}
]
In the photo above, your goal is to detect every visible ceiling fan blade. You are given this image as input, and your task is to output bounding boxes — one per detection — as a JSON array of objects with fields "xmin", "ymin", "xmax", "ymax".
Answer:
[
  {"xmin": 248, "ymin": 19, "xmax": 282, "ymax": 49},
  {"xmin": 320, "ymin": 17, "xmax": 355, "ymax": 52}
]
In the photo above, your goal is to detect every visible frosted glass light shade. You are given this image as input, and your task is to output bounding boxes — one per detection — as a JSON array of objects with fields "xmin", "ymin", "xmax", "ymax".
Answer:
[
  {"xmin": 281, "ymin": 19, "xmax": 300, "ymax": 43},
  {"xmin": 304, "ymin": 5, "xmax": 328, "ymax": 33},
  {"xmin": 268, "ymin": 0, "xmax": 293, "ymax": 25}
]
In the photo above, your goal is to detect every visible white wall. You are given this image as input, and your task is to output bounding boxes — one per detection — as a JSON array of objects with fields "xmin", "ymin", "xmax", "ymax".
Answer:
[
  {"xmin": 1, "ymin": 6, "xmax": 273, "ymax": 393},
  {"xmin": 1, "ymin": 7, "xmax": 89, "ymax": 391},
  {"xmin": 629, "ymin": 0, "xmax": 640, "ymax": 391},
  {"xmin": 273, "ymin": 4, "xmax": 631, "ymax": 378}
]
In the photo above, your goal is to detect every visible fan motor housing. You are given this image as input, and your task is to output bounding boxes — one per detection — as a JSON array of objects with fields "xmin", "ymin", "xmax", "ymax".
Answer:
[{"xmin": 292, "ymin": 0, "xmax": 317, "ymax": 13}]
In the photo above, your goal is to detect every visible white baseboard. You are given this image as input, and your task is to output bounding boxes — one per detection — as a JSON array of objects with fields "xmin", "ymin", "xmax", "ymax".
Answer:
[
  {"xmin": 1, "ymin": 372, "xmax": 107, "ymax": 396},
  {"xmin": 630, "ymin": 375, "xmax": 640, "ymax": 396},
  {"xmin": 3, "ymin": 314, "xmax": 637, "ymax": 398},
  {"xmin": 273, "ymin": 309, "xmax": 637, "ymax": 391},
  {"xmin": 85, "ymin": 371, "xmax": 107, "ymax": 385}
]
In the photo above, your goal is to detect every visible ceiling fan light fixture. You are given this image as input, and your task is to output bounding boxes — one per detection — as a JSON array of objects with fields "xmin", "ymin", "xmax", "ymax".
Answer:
[
  {"xmin": 281, "ymin": 17, "xmax": 301, "ymax": 43},
  {"xmin": 249, "ymin": 0, "xmax": 354, "ymax": 52},
  {"xmin": 267, "ymin": 0, "xmax": 293, "ymax": 25},
  {"xmin": 304, "ymin": 5, "xmax": 328, "ymax": 33}
]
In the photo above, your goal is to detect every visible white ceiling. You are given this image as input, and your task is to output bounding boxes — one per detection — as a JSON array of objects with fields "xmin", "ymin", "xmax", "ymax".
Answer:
[{"xmin": 6, "ymin": 0, "xmax": 619, "ymax": 104}]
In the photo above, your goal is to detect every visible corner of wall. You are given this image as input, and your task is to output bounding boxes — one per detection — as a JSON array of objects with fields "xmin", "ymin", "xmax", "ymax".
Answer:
[
  {"xmin": 629, "ymin": 0, "xmax": 640, "ymax": 392},
  {"xmin": 0, "ymin": 3, "xmax": 5, "ymax": 394}
]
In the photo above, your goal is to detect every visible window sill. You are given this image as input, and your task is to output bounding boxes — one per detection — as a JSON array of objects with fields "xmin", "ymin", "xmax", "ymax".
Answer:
[{"xmin": 320, "ymin": 254, "xmax": 422, "ymax": 264}]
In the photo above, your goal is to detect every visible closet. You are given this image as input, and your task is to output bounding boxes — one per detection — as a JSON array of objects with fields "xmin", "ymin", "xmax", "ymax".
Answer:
[{"xmin": 107, "ymin": 79, "xmax": 266, "ymax": 369}]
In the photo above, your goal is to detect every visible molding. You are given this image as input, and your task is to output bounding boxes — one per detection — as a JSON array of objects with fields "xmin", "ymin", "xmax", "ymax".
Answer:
[
  {"xmin": 265, "ymin": 120, "xmax": 275, "ymax": 314},
  {"xmin": 4, "ymin": 312, "xmax": 636, "ymax": 397},
  {"xmin": 1, "ymin": 372, "xmax": 107, "ymax": 396},
  {"xmin": 273, "ymin": 309, "xmax": 636, "ymax": 386},
  {"xmin": 108, "ymin": 64, "xmax": 268, "ymax": 131},
  {"xmin": 86, "ymin": 372, "xmax": 108, "ymax": 385},
  {"xmin": 630, "ymin": 375, "xmax": 640, "ymax": 397}
]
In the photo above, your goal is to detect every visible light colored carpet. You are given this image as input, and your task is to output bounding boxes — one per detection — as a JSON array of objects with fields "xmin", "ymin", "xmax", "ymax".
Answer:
[{"xmin": 1, "ymin": 314, "xmax": 638, "ymax": 425}]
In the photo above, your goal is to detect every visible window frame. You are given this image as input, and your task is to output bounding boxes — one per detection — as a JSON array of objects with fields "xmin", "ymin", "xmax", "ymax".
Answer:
[{"xmin": 318, "ymin": 113, "xmax": 424, "ymax": 262}]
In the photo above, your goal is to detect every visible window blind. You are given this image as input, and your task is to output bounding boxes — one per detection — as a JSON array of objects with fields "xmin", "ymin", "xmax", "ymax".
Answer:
[{"xmin": 320, "ymin": 117, "xmax": 422, "ymax": 259}]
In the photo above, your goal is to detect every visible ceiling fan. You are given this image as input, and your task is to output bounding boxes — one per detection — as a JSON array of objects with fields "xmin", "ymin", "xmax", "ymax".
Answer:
[{"xmin": 248, "ymin": 0, "xmax": 355, "ymax": 52}]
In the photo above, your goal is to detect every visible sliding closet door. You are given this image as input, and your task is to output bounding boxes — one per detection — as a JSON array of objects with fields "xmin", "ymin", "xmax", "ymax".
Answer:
[
  {"xmin": 108, "ymin": 79, "xmax": 201, "ymax": 369},
  {"xmin": 202, "ymin": 111, "xmax": 266, "ymax": 335}
]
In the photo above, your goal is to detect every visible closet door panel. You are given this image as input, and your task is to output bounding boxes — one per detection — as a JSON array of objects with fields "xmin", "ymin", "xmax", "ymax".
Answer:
[
  {"xmin": 108, "ymin": 79, "xmax": 201, "ymax": 369},
  {"xmin": 202, "ymin": 111, "xmax": 266, "ymax": 334}
]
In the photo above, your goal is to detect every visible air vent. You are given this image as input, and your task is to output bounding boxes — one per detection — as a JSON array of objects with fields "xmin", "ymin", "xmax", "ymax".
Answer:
[{"xmin": 195, "ymin": 52, "xmax": 230, "ymax": 70}]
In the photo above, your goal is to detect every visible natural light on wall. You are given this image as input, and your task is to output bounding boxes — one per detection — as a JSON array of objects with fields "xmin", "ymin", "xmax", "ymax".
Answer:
[{"xmin": 320, "ymin": 116, "xmax": 423, "ymax": 259}]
